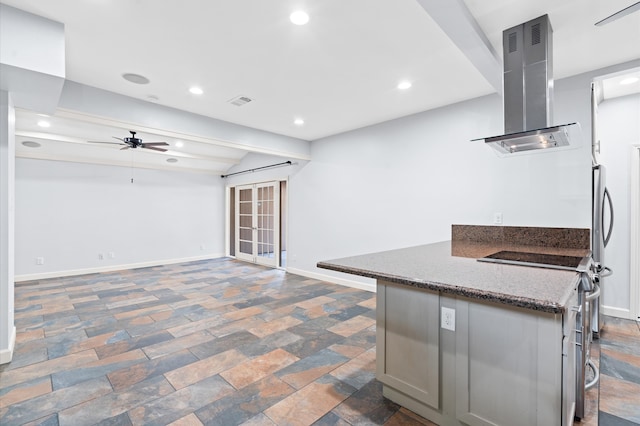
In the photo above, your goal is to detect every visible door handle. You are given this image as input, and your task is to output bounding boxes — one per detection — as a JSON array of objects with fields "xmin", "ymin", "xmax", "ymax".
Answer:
[{"xmin": 603, "ymin": 187, "xmax": 614, "ymax": 247}]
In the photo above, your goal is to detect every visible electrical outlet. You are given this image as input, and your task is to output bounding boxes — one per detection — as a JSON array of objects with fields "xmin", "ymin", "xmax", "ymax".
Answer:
[
  {"xmin": 200, "ymin": 244, "xmax": 205, "ymax": 251},
  {"xmin": 493, "ymin": 212, "xmax": 503, "ymax": 224},
  {"xmin": 98, "ymin": 253, "xmax": 104, "ymax": 260},
  {"xmin": 108, "ymin": 252, "xmax": 115, "ymax": 259},
  {"xmin": 36, "ymin": 257, "xmax": 44, "ymax": 265},
  {"xmin": 441, "ymin": 307, "xmax": 456, "ymax": 331}
]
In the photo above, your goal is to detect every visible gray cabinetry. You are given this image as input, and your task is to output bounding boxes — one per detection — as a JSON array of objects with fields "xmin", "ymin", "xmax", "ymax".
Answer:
[
  {"xmin": 562, "ymin": 287, "xmax": 578, "ymax": 425},
  {"xmin": 376, "ymin": 280, "xmax": 577, "ymax": 426},
  {"xmin": 454, "ymin": 298, "xmax": 563, "ymax": 426},
  {"xmin": 376, "ymin": 280, "xmax": 440, "ymax": 408}
]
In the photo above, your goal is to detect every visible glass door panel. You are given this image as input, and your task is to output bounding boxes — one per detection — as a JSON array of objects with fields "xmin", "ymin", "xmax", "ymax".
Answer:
[
  {"xmin": 236, "ymin": 186, "xmax": 255, "ymax": 262},
  {"xmin": 256, "ymin": 183, "xmax": 277, "ymax": 263},
  {"xmin": 234, "ymin": 182, "xmax": 279, "ymax": 267}
]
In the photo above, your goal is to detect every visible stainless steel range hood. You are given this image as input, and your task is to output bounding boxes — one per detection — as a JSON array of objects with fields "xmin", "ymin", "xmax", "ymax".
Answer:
[{"xmin": 473, "ymin": 15, "xmax": 579, "ymax": 155}]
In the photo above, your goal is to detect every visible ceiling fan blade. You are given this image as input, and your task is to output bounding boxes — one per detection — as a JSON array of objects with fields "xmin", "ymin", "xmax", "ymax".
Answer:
[
  {"xmin": 88, "ymin": 141, "xmax": 124, "ymax": 145},
  {"xmin": 112, "ymin": 136, "xmax": 125, "ymax": 142},
  {"xmin": 120, "ymin": 146, "xmax": 130, "ymax": 150},
  {"xmin": 143, "ymin": 146, "xmax": 168, "ymax": 152},
  {"xmin": 142, "ymin": 142, "xmax": 170, "ymax": 146},
  {"xmin": 595, "ymin": 2, "xmax": 640, "ymax": 26}
]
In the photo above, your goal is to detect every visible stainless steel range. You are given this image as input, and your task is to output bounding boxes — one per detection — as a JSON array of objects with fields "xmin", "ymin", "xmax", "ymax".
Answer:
[{"xmin": 478, "ymin": 250, "xmax": 600, "ymax": 420}]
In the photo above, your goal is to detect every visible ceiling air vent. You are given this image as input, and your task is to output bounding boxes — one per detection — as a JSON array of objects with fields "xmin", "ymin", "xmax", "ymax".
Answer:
[{"xmin": 228, "ymin": 95, "xmax": 253, "ymax": 107}]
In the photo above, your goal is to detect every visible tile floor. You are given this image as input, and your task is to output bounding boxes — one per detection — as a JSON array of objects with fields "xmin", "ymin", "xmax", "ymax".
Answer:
[
  {"xmin": 597, "ymin": 316, "xmax": 640, "ymax": 425},
  {"xmin": 0, "ymin": 258, "xmax": 638, "ymax": 425}
]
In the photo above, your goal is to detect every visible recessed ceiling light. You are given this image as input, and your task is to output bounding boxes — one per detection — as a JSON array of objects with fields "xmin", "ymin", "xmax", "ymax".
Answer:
[
  {"xmin": 397, "ymin": 81, "xmax": 412, "ymax": 90},
  {"xmin": 294, "ymin": 118, "xmax": 305, "ymax": 126},
  {"xmin": 147, "ymin": 95, "xmax": 159, "ymax": 102},
  {"xmin": 166, "ymin": 158, "xmax": 178, "ymax": 163},
  {"xmin": 189, "ymin": 86, "xmax": 204, "ymax": 95},
  {"xmin": 122, "ymin": 73, "xmax": 150, "ymax": 85},
  {"xmin": 175, "ymin": 141, "xmax": 184, "ymax": 148},
  {"xmin": 620, "ymin": 77, "xmax": 639, "ymax": 85},
  {"xmin": 22, "ymin": 141, "xmax": 41, "ymax": 148},
  {"xmin": 290, "ymin": 11, "xmax": 309, "ymax": 25},
  {"xmin": 37, "ymin": 120, "xmax": 50, "ymax": 128}
]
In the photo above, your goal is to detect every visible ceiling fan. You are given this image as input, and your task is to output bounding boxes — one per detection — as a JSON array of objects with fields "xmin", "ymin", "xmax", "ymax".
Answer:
[{"xmin": 89, "ymin": 131, "xmax": 170, "ymax": 152}]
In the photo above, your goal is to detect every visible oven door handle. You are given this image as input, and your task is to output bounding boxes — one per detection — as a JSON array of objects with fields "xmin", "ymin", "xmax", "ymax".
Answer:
[
  {"xmin": 585, "ymin": 284, "xmax": 601, "ymax": 302},
  {"xmin": 585, "ymin": 359, "xmax": 600, "ymax": 391},
  {"xmin": 599, "ymin": 266, "xmax": 613, "ymax": 278}
]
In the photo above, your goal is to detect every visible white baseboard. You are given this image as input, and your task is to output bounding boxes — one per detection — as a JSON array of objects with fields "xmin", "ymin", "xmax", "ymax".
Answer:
[
  {"xmin": 603, "ymin": 304, "xmax": 634, "ymax": 320},
  {"xmin": 0, "ymin": 326, "xmax": 16, "ymax": 365},
  {"xmin": 15, "ymin": 253, "xmax": 226, "ymax": 282},
  {"xmin": 286, "ymin": 267, "xmax": 376, "ymax": 293}
]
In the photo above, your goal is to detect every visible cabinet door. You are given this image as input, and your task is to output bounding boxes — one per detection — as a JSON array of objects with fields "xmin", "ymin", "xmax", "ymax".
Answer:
[
  {"xmin": 455, "ymin": 300, "xmax": 563, "ymax": 426},
  {"xmin": 562, "ymin": 287, "xmax": 578, "ymax": 426},
  {"xmin": 376, "ymin": 281, "xmax": 440, "ymax": 409}
]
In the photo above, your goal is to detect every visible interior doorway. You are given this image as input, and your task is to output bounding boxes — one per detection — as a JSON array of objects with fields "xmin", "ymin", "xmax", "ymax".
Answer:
[
  {"xmin": 592, "ymin": 67, "xmax": 640, "ymax": 321},
  {"xmin": 227, "ymin": 180, "xmax": 287, "ymax": 269},
  {"xmin": 631, "ymin": 145, "xmax": 639, "ymax": 320}
]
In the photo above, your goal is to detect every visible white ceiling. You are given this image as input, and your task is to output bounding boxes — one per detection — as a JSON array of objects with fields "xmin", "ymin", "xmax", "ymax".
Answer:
[{"xmin": 3, "ymin": 0, "xmax": 640, "ymax": 174}]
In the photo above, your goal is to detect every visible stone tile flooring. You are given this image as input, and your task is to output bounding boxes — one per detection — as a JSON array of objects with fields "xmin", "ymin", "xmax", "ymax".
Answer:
[
  {"xmin": 0, "ymin": 258, "xmax": 637, "ymax": 425},
  {"xmin": 597, "ymin": 316, "xmax": 640, "ymax": 425}
]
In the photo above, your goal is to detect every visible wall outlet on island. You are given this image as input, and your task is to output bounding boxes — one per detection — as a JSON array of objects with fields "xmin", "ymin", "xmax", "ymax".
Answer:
[
  {"xmin": 441, "ymin": 307, "xmax": 456, "ymax": 331},
  {"xmin": 493, "ymin": 212, "xmax": 503, "ymax": 225}
]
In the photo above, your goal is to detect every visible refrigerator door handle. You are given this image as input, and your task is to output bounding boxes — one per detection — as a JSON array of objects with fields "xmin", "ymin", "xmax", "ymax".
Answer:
[{"xmin": 603, "ymin": 187, "xmax": 614, "ymax": 247}]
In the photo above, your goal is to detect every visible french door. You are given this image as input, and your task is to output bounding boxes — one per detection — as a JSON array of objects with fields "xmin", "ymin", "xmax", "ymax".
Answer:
[{"xmin": 235, "ymin": 182, "xmax": 280, "ymax": 267}]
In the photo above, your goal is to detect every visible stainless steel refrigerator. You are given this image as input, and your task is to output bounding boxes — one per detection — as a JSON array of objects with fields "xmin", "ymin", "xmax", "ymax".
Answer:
[
  {"xmin": 591, "ymin": 81, "xmax": 614, "ymax": 337},
  {"xmin": 592, "ymin": 163, "xmax": 613, "ymax": 337}
]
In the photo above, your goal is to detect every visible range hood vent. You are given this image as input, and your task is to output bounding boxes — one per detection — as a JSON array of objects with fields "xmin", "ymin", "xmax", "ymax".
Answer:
[{"xmin": 474, "ymin": 15, "xmax": 580, "ymax": 155}]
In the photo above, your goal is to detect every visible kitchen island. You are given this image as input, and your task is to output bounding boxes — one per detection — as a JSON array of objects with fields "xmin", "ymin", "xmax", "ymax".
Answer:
[{"xmin": 318, "ymin": 232, "xmax": 589, "ymax": 426}]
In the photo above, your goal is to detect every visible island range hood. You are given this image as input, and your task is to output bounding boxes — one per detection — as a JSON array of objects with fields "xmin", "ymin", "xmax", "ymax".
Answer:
[{"xmin": 473, "ymin": 15, "xmax": 579, "ymax": 155}]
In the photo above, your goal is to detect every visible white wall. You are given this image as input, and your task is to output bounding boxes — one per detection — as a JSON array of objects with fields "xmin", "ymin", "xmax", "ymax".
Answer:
[
  {"xmin": 598, "ymin": 93, "xmax": 640, "ymax": 314},
  {"xmin": 0, "ymin": 91, "xmax": 16, "ymax": 364},
  {"xmin": 15, "ymin": 158, "xmax": 225, "ymax": 279},
  {"xmin": 279, "ymin": 61, "xmax": 640, "ymax": 293},
  {"xmin": 0, "ymin": 4, "xmax": 65, "ymax": 114}
]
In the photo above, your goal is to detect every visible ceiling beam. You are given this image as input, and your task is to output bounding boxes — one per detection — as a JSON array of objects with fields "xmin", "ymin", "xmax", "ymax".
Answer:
[
  {"xmin": 415, "ymin": 0, "xmax": 502, "ymax": 94},
  {"xmin": 15, "ymin": 130, "xmax": 242, "ymax": 165}
]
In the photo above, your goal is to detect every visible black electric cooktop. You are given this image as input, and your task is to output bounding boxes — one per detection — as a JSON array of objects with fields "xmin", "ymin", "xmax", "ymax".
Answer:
[{"xmin": 478, "ymin": 250, "xmax": 586, "ymax": 271}]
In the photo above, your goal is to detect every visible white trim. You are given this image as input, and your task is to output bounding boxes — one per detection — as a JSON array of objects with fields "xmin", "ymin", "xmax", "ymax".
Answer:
[
  {"xmin": 55, "ymin": 108, "xmax": 312, "ymax": 161},
  {"xmin": 15, "ymin": 151, "xmax": 224, "ymax": 175},
  {"xmin": 15, "ymin": 253, "xmax": 225, "ymax": 282},
  {"xmin": 286, "ymin": 267, "xmax": 376, "ymax": 293},
  {"xmin": 0, "ymin": 326, "xmax": 16, "ymax": 365},
  {"xmin": 630, "ymin": 144, "xmax": 640, "ymax": 320},
  {"xmin": 603, "ymin": 304, "xmax": 633, "ymax": 320},
  {"xmin": 225, "ymin": 185, "xmax": 231, "ymax": 257}
]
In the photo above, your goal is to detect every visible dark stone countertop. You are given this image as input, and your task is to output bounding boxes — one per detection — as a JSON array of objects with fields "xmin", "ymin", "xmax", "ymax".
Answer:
[{"xmin": 317, "ymin": 240, "xmax": 588, "ymax": 314}]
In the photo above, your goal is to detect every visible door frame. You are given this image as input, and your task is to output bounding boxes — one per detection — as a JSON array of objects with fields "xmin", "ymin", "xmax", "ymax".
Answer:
[
  {"xmin": 630, "ymin": 145, "xmax": 640, "ymax": 320},
  {"xmin": 225, "ymin": 178, "xmax": 289, "ymax": 270}
]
